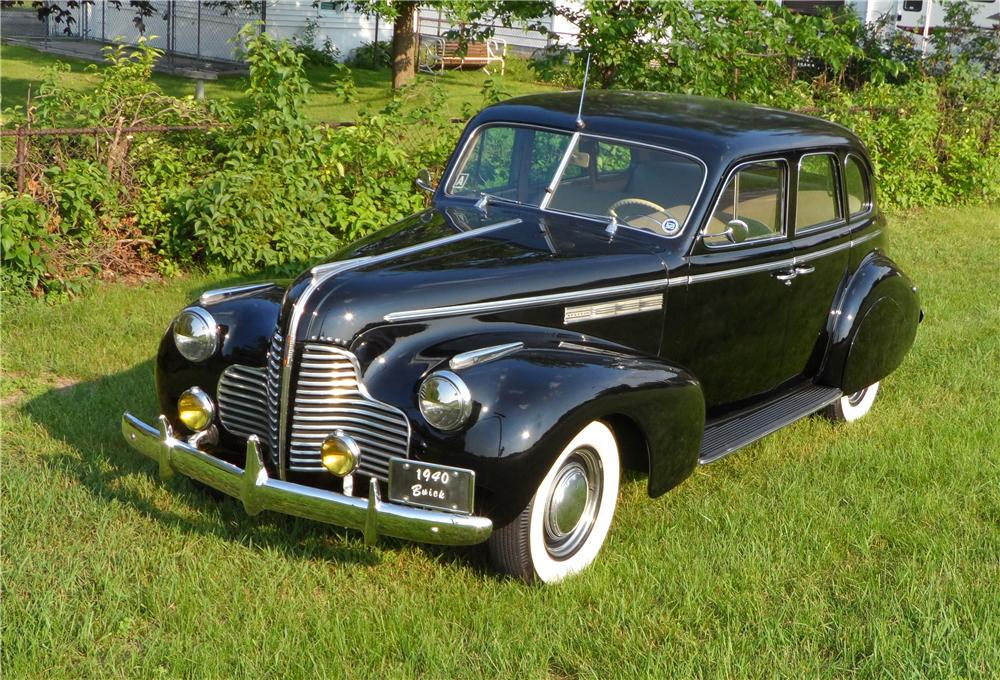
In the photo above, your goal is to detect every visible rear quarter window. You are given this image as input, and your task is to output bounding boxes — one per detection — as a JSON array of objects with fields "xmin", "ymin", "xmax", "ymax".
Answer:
[{"xmin": 844, "ymin": 155, "xmax": 871, "ymax": 217}]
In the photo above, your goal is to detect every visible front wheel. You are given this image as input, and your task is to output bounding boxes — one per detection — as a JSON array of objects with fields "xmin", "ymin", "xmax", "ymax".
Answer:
[
  {"xmin": 824, "ymin": 381, "xmax": 880, "ymax": 422},
  {"xmin": 488, "ymin": 421, "xmax": 620, "ymax": 584}
]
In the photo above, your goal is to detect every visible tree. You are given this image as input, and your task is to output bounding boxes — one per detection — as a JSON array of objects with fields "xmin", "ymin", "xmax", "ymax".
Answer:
[{"xmin": 329, "ymin": 1, "xmax": 554, "ymax": 90}]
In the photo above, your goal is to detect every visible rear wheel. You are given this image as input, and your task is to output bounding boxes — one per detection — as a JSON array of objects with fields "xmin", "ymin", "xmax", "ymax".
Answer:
[
  {"xmin": 488, "ymin": 421, "xmax": 620, "ymax": 584},
  {"xmin": 824, "ymin": 381, "xmax": 880, "ymax": 422}
]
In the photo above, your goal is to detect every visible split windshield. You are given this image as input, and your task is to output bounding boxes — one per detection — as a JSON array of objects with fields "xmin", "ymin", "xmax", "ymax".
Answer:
[{"xmin": 446, "ymin": 124, "xmax": 705, "ymax": 234}]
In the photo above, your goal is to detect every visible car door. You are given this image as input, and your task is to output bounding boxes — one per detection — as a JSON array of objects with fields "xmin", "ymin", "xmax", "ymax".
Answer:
[
  {"xmin": 781, "ymin": 151, "xmax": 855, "ymax": 380},
  {"xmin": 665, "ymin": 157, "xmax": 798, "ymax": 412}
]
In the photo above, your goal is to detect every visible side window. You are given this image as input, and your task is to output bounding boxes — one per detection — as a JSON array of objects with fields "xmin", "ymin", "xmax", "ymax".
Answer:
[
  {"xmin": 704, "ymin": 160, "xmax": 786, "ymax": 246},
  {"xmin": 844, "ymin": 156, "xmax": 871, "ymax": 217},
  {"xmin": 796, "ymin": 153, "xmax": 842, "ymax": 231},
  {"xmin": 596, "ymin": 141, "xmax": 632, "ymax": 176}
]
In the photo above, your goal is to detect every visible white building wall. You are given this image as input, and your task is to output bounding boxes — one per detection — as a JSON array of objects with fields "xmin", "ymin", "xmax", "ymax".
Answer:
[{"xmin": 267, "ymin": 0, "xmax": 385, "ymax": 58}]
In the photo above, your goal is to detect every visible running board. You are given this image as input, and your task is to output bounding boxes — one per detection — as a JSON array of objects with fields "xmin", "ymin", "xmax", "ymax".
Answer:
[{"xmin": 698, "ymin": 384, "xmax": 842, "ymax": 464}]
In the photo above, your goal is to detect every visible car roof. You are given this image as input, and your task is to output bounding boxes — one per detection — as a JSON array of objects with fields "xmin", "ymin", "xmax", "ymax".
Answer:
[{"xmin": 474, "ymin": 91, "xmax": 865, "ymax": 167}]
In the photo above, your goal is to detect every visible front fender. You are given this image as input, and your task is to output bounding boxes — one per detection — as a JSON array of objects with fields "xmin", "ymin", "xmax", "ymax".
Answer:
[
  {"xmin": 819, "ymin": 252, "xmax": 920, "ymax": 394},
  {"xmin": 155, "ymin": 284, "xmax": 284, "ymax": 430},
  {"xmin": 397, "ymin": 342, "xmax": 704, "ymax": 526}
]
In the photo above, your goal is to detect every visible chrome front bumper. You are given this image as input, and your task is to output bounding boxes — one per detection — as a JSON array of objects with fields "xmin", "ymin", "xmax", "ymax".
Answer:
[{"xmin": 121, "ymin": 412, "xmax": 493, "ymax": 546}]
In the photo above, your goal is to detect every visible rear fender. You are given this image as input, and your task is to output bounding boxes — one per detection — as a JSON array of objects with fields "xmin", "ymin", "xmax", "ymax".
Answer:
[{"xmin": 819, "ymin": 252, "xmax": 920, "ymax": 394}]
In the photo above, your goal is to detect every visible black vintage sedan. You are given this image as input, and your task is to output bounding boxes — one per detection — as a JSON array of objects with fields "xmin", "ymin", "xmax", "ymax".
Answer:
[{"xmin": 122, "ymin": 92, "xmax": 921, "ymax": 583}]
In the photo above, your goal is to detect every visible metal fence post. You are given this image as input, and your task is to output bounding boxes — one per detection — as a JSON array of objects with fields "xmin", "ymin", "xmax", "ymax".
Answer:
[
  {"xmin": 14, "ymin": 126, "xmax": 26, "ymax": 194},
  {"xmin": 197, "ymin": 1, "xmax": 201, "ymax": 58}
]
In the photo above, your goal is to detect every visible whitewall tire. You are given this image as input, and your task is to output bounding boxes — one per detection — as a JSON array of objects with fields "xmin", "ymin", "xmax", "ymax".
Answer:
[
  {"xmin": 488, "ymin": 421, "xmax": 620, "ymax": 584},
  {"xmin": 824, "ymin": 381, "xmax": 880, "ymax": 422}
]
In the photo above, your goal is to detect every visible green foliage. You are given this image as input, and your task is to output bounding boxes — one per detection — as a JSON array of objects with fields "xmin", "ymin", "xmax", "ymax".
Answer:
[
  {"xmin": 934, "ymin": 67, "xmax": 1000, "ymax": 204},
  {"xmin": 346, "ymin": 40, "xmax": 393, "ymax": 70},
  {"xmin": 927, "ymin": 0, "xmax": 1000, "ymax": 74},
  {"xmin": 291, "ymin": 18, "xmax": 341, "ymax": 67},
  {"xmin": 479, "ymin": 75, "xmax": 511, "ymax": 105},
  {"xmin": 552, "ymin": 0, "xmax": 871, "ymax": 107},
  {"xmin": 0, "ymin": 191, "xmax": 53, "ymax": 292},
  {"xmin": 819, "ymin": 80, "xmax": 944, "ymax": 209},
  {"xmin": 2, "ymin": 26, "xmax": 457, "ymax": 293},
  {"xmin": 175, "ymin": 26, "xmax": 456, "ymax": 273},
  {"xmin": 45, "ymin": 160, "xmax": 120, "ymax": 234}
]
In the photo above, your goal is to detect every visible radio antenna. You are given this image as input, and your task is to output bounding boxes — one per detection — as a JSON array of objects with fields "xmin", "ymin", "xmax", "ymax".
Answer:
[{"xmin": 576, "ymin": 52, "xmax": 591, "ymax": 130}]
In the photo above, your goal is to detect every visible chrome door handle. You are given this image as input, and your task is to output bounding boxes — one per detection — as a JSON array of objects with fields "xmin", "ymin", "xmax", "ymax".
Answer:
[
  {"xmin": 773, "ymin": 269, "xmax": 797, "ymax": 285},
  {"xmin": 794, "ymin": 264, "xmax": 815, "ymax": 275}
]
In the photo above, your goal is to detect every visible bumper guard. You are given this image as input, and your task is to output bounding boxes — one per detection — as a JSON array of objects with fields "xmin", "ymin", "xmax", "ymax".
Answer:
[{"xmin": 121, "ymin": 412, "xmax": 492, "ymax": 546}]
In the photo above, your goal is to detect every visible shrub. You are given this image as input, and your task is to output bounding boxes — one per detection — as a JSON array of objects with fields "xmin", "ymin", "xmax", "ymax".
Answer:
[
  {"xmin": 175, "ymin": 27, "xmax": 457, "ymax": 273},
  {"xmin": 347, "ymin": 40, "xmax": 393, "ymax": 70},
  {"xmin": 819, "ymin": 80, "xmax": 944, "ymax": 209},
  {"xmin": 0, "ymin": 191, "xmax": 53, "ymax": 292}
]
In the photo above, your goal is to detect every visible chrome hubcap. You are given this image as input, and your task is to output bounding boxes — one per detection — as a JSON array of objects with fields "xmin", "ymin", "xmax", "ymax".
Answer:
[{"xmin": 544, "ymin": 447, "xmax": 602, "ymax": 559}]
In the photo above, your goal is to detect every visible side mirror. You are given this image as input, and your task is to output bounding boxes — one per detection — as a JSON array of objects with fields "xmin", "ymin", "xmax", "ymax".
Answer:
[
  {"xmin": 720, "ymin": 219, "xmax": 749, "ymax": 244},
  {"xmin": 415, "ymin": 168, "xmax": 436, "ymax": 194}
]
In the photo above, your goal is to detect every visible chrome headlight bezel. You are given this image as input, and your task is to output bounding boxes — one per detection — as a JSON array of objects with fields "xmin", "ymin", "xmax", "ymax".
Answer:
[
  {"xmin": 418, "ymin": 370, "xmax": 473, "ymax": 432},
  {"xmin": 172, "ymin": 306, "xmax": 219, "ymax": 363}
]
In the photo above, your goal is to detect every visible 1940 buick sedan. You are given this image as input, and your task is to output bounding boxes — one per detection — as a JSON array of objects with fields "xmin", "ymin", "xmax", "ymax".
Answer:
[{"xmin": 122, "ymin": 92, "xmax": 921, "ymax": 583}]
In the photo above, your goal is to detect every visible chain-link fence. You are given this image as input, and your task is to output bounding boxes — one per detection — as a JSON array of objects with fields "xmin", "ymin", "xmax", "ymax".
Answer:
[{"xmin": 50, "ymin": 1, "xmax": 263, "ymax": 63}]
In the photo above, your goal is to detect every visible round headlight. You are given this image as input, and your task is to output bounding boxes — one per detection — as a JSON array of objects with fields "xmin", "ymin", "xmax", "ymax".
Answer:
[
  {"xmin": 418, "ymin": 371, "xmax": 472, "ymax": 431},
  {"xmin": 321, "ymin": 432, "xmax": 361, "ymax": 477},
  {"xmin": 177, "ymin": 387, "xmax": 215, "ymax": 432},
  {"xmin": 173, "ymin": 307, "xmax": 218, "ymax": 362}
]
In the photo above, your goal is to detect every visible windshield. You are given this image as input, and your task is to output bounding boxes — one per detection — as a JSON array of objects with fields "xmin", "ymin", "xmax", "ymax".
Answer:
[{"xmin": 446, "ymin": 124, "xmax": 705, "ymax": 235}]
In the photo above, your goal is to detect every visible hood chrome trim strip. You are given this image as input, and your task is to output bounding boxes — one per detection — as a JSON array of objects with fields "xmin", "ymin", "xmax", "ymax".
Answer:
[
  {"xmin": 384, "ymin": 277, "xmax": 670, "ymax": 323},
  {"xmin": 276, "ymin": 216, "xmax": 522, "ymax": 478},
  {"xmin": 199, "ymin": 282, "xmax": 274, "ymax": 305}
]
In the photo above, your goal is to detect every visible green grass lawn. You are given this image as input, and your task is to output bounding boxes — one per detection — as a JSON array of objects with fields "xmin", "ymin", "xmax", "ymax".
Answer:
[
  {"xmin": 3, "ymin": 205, "xmax": 999, "ymax": 677},
  {"xmin": 0, "ymin": 42, "xmax": 553, "ymax": 123}
]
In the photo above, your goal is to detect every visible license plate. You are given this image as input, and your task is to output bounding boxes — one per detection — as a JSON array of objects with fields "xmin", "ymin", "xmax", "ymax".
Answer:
[{"xmin": 388, "ymin": 458, "xmax": 475, "ymax": 515}]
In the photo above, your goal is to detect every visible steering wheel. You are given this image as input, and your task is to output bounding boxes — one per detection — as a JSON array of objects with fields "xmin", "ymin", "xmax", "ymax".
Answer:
[{"xmin": 607, "ymin": 198, "xmax": 678, "ymax": 233}]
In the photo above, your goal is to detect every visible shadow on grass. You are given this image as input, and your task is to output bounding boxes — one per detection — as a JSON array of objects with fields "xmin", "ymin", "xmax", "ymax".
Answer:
[{"xmin": 21, "ymin": 358, "xmax": 495, "ymax": 575}]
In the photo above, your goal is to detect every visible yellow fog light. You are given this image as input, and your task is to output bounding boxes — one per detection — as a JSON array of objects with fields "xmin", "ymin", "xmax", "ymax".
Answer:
[
  {"xmin": 321, "ymin": 432, "xmax": 361, "ymax": 477},
  {"xmin": 177, "ymin": 387, "xmax": 215, "ymax": 432}
]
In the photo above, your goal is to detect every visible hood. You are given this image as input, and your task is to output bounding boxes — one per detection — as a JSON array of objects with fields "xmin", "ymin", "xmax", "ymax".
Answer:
[{"xmin": 280, "ymin": 205, "xmax": 669, "ymax": 348}]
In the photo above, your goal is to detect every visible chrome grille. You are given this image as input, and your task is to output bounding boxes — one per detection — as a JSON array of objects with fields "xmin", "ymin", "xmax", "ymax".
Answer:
[
  {"xmin": 216, "ymin": 330, "xmax": 284, "ymax": 465},
  {"xmin": 216, "ymin": 334, "xmax": 410, "ymax": 480},
  {"xmin": 289, "ymin": 343, "xmax": 410, "ymax": 480},
  {"xmin": 217, "ymin": 364, "xmax": 268, "ymax": 443}
]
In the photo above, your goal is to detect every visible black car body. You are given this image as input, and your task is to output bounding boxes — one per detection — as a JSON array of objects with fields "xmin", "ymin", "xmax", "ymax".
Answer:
[{"xmin": 123, "ymin": 92, "xmax": 921, "ymax": 583}]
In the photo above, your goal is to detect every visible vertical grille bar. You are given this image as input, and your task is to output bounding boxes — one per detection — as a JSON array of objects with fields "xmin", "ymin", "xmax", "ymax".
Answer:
[{"xmin": 264, "ymin": 330, "xmax": 283, "ymax": 465}]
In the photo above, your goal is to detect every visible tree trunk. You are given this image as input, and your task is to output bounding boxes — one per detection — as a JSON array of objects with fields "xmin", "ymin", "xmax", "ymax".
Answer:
[{"xmin": 391, "ymin": 2, "xmax": 418, "ymax": 90}]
